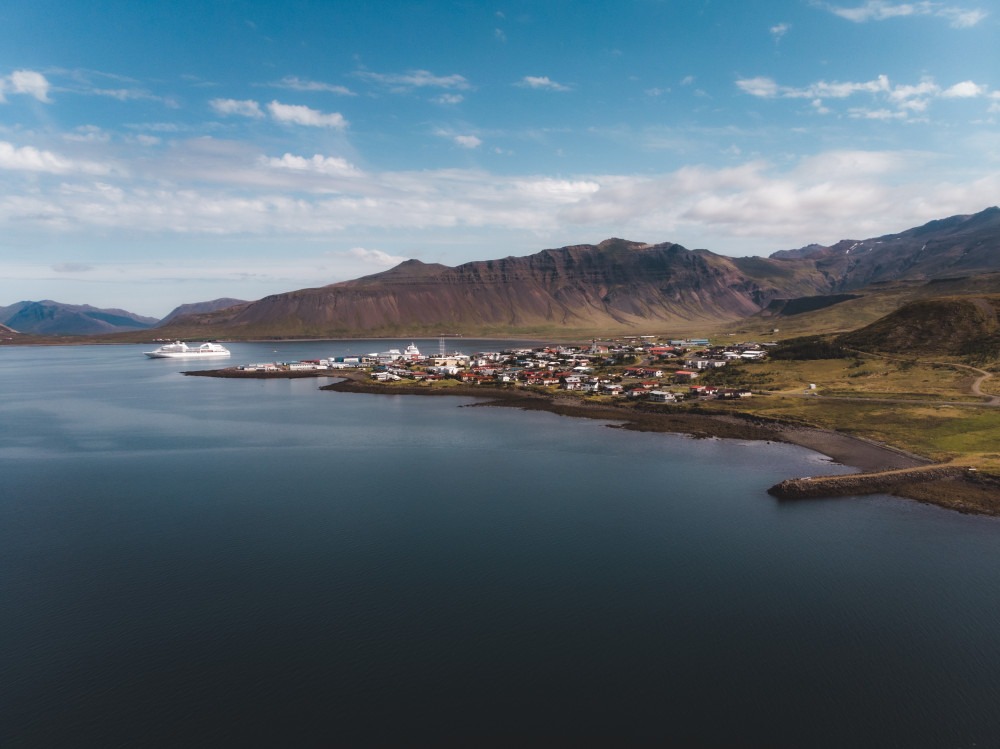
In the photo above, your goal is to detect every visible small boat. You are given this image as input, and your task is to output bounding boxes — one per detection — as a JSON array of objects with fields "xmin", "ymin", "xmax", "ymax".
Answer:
[{"xmin": 144, "ymin": 341, "xmax": 231, "ymax": 359}]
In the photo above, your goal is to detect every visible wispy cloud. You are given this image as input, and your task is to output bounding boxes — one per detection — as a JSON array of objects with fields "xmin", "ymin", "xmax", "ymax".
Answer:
[
  {"xmin": 770, "ymin": 22, "xmax": 791, "ymax": 41},
  {"xmin": 267, "ymin": 101, "xmax": 348, "ymax": 128},
  {"xmin": 434, "ymin": 94, "xmax": 464, "ymax": 105},
  {"xmin": 210, "ymin": 98, "xmax": 265, "ymax": 118},
  {"xmin": 261, "ymin": 153, "xmax": 362, "ymax": 177},
  {"xmin": 737, "ymin": 73, "xmax": 992, "ymax": 117},
  {"xmin": 268, "ymin": 76, "xmax": 356, "ymax": 96},
  {"xmin": 737, "ymin": 74, "xmax": 892, "ymax": 99},
  {"xmin": 453, "ymin": 135, "xmax": 482, "ymax": 149},
  {"xmin": 1, "ymin": 123, "xmax": 994, "ymax": 267},
  {"xmin": 816, "ymin": 1, "xmax": 987, "ymax": 28},
  {"xmin": 52, "ymin": 262, "xmax": 94, "ymax": 273},
  {"xmin": 0, "ymin": 141, "xmax": 113, "ymax": 175},
  {"xmin": 516, "ymin": 76, "xmax": 571, "ymax": 92},
  {"xmin": 90, "ymin": 88, "xmax": 179, "ymax": 107},
  {"xmin": 348, "ymin": 247, "xmax": 409, "ymax": 267},
  {"xmin": 354, "ymin": 69, "xmax": 472, "ymax": 92},
  {"xmin": 0, "ymin": 70, "xmax": 52, "ymax": 103}
]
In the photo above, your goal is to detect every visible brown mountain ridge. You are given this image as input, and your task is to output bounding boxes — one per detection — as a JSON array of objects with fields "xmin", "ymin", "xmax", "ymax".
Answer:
[{"xmin": 160, "ymin": 207, "xmax": 1000, "ymax": 338}]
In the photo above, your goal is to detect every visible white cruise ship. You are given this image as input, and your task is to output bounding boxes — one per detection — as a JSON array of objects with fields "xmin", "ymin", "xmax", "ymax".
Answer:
[{"xmin": 144, "ymin": 341, "xmax": 231, "ymax": 359}]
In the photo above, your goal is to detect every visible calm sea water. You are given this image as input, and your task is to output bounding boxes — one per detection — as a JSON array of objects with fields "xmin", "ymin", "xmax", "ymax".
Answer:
[{"xmin": 2, "ymin": 341, "xmax": 999, "ymax": 747}]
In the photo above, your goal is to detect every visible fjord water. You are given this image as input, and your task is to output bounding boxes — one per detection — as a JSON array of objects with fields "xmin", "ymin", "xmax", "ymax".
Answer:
[{"xmin": 3, "ymin": 342, "xmax": 999, "ymax": 747}]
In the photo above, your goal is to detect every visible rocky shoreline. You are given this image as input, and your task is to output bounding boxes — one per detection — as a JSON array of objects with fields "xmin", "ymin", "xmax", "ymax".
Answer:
[{"xmin": 186, "ymin": 367, "xmax": 1000, "ymax": 516}]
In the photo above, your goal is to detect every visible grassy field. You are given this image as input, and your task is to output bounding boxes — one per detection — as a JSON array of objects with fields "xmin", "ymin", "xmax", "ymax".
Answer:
[{"xmin": 674, "ymin": 349, "xmax": 1000, "ymax": 471}]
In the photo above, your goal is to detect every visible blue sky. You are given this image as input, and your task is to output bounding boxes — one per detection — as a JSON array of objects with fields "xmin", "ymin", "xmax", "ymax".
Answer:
[{"xmin": 1, "ymin": 0, "xmax": 997, "ymax": 317}]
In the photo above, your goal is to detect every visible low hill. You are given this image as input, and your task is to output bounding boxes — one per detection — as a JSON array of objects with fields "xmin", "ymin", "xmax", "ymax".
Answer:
[
  {"xmin": 743, "ymin": 272, "xmax": 1000, "ymax": 338},
  {"xmin": 837, "ymin": 294, "xmax": 1000, "ymax": 357},
  {"xmin": 0, "ymin": 322, "xmax": 22, "ymax": 339},
  {"xmin": 0, "ymin": 301, "xmax": 158, "ymax": 336}
]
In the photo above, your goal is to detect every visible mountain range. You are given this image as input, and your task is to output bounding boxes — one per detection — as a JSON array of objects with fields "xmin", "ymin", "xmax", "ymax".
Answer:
[
  {"xmin": 0, "ymin": 298, "xmax": 247, "ymax": 336},
  {"xmin": 160, "ymin": 206, "xmax": 1000, "ymax": 338},
  {"xmin": 6, "ymin": 207, "xmax": 1000, "ymax": 338},
  {"xmin": 0, "ymin": 301, "xmax": 159, "ymax": 336}
]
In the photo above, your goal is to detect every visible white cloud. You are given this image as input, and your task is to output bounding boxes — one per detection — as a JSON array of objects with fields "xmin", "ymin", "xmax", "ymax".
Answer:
[
  {"xmin": 1, "ymin": 135, "xmax": 995, "ymax": 269},
  {"xmin": 267, "ymin": 101, "xmax": 347, "ymax": 128},
  {"xmin": 739, "ymin": 73, "xmax": 993, "ymax": 117},
  {"xmin": 261, "ymin": 153, "xmax": 362, "ymax": 177},
  {"xmin": 736, "ymin": 77, "xmax": 781, "ymax": 98},
  {"xmin": 210, "ymin": 98, "xmax": 265, "ymax": 118},
  {"xmin": 270, "ymin": 76, "xmax": 356, "ymax": 96},
  {"xmin": 943, "ymin": 80, "xmax": 986, "ymax": 98},
  {"xmin": 434, "ymin": 94, "xmax": 464, "ymax": 104},
  {"xmin": 453, "ymin": 135, "xmax": 482, "ymax": 149},
  {"xmin": 818, "ymin": 1, "xmax": 988, "ymax": 28},
  {"xmin": 770, "ymin": 22, "xmax": 791, "ymax": 40},
  {"xmin": 680, "ymin": 76, "xmax": 695, "ymax": 86},
  {"xmin": 517, "ymin": 76, "xmax": 571, "ymax": 91},
  {"xmin": 0, "ymin": 141, "xmax": 113, "ymax": 175},
  {"xmin": 938, "ymin": 7, "xmax": 988, "ymax": 26},
  {"xmin": 354, "ymin": 69, "xmax": 471, "ymax": 92},
  {"xmin": 0, "ymin": 70, "xmax": 51, "ymax": 103},
  {"xmin": 740, "ymin": 75, "xmax": 890, "ymax": 100},
  {"xmin": 848, "ymin": 107, "xmax": 909, "ymax": 119},
  {"xmin": 348, "ymin": 247, "xmax": 409, "ymax": 267}
]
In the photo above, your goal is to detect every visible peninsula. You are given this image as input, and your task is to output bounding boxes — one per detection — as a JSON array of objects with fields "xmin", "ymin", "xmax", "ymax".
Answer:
[{"xmin": 186, "ymin": 334, "xmax": 1000, "ymax": 517}]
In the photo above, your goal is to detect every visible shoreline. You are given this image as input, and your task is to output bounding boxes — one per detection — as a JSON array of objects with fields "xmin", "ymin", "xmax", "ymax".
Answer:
[
  {"xmin": 185, "ymin": 367, "xmax": 1000, "ymax": 516},
  {"xmin": 317, "ymin": 373, "xmax": 928, "ymax": 473}
]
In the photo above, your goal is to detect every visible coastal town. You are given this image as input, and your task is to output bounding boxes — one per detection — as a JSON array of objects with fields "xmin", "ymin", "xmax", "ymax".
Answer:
[{"xmin": 235, "ymin": 337, "xmax": 773, "ymax": 403}]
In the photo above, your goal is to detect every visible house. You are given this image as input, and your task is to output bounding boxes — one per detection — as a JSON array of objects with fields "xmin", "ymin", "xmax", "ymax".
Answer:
[
  {"xmin": 624, "ymin": 367, "xmax": 664, "ymax": 378},
  {"xmin": 689, "ymin": 385, "xmax": 718, "ymax": 397},
  {"xmin": 648, "ymin": 390, "xmax": 677, "ymax": 403},
  {"xmin": 674, "ymin": 370, "xmax": 699, "ymax": 381},
  {"xmin": 428, "ymin": 365, "xmax": 462, "ymax": 376},
  {"xmin": 717, "ymin": 388, "xmax": 753, "ymax": 399}
]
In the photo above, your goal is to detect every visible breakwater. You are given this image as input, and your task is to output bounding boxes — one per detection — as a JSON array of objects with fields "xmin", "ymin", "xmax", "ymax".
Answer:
[{"xmin": 768, "ymin": 466, "xmax": 967, "ymax": 499}]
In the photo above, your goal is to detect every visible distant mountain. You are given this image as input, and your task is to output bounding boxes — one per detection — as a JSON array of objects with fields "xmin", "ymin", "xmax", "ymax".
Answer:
[
  {"xmin": 771, "ymin": 207, "xmax": 1000, "ymax": 289},
  {"xmin": 0, "ymin": 301, "xmax": 158, "ymax": 336},
  {"xmin": 158, "ymin": 298, "xmax": 247, "ymax": 326}
]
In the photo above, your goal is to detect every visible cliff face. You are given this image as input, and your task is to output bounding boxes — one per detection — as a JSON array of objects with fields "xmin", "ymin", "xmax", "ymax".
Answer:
[{"xmin": 172, "ymin": 239, "xmax": 834, "ymax": 336}]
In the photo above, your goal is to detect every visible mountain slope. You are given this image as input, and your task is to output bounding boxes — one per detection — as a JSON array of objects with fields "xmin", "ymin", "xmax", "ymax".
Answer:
[
  {"xmin": 837, "ymin": 294, "xmax": 1000, "ymax": 356},
  {"xmin": 66, "ymin": 206, "xmax": 1000, "ymax": 340},
  {"xmin": 158, "ymin": 298, "xmax": 247, "ymax": 326},
  {"xmin": 771, "ymin": 207, "xmax": 1000, "ymax": 289},
  {"xmin": 0, "ymin": 301, "xmax": 158, "ymax": 336},
  {"xmin": 163, "ymin": 239, "xmax": 836, "ymax": 337}
]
